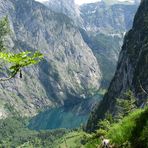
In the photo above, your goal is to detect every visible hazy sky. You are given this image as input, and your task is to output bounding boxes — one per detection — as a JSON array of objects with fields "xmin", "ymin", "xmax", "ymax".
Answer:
[
  {"xmin": 35, "ymin": 0, "xmax": 134, "ymax": 5},
  {"xmin": 75, "ymin": 0, "xmax": 100, "ymax": 5},
  {"xmin": 35, "ymin": 0, "xmax": 100, "ymax": 5}
]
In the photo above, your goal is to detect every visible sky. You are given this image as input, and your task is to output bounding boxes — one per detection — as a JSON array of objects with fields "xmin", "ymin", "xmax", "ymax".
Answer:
[
  {"xmin": 75, "ymin": 0, "xmax": 100, "ymax": 5},
  {"xmin": 35, "ymin": 0, "xmax": 100, "ymax": 5},
  {"xmin": 35, "ymin": 0, "xmax": 134, "ymax": 5}
]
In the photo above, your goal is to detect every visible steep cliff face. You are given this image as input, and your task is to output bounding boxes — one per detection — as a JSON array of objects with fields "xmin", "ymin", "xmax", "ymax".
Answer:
[
  {"xmin": 37, "ymin": 0, "xmax": 139, "ymax": 87},
  {"xmin": 80, "ymin": 1, "xmax": 139, "ymax": 86},
  {"xmin": 0, "ymin": 0, "xmax": 141, "ymax": 129},
  {"xmin": 81, "ymin": 1, "xmax": 139, "ymax": 33},
  {"xmin": 0, "ymin": 0, "xmax": 101, "ymax": 117},
  {"xmin": 86, "ymin": 0, "xmax": 148, "ymax": 132}
]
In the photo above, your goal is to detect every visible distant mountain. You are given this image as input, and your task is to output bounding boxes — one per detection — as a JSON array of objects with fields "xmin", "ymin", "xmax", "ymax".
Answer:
[
  {"xmin": 43, "ymin": 0, "xmax": 83, "ymax": 25},
  {"xmin": 28, "ymin": 0, "xmax": 139, "ymax": 130},
  {"xmin": 41, "ymin": 0, "xmax": 139, "ymax": 87},
  {"xmin": 80, "ymin": 1, "xmax": 139, "ymax": 86},
  {"xmin": 80, "ymin": 1, "xmax": 139, "ymax": 33},
  {"xmin": 101, "ymin": 0, "xmax": 140, "ymax": 5},
  {"xmin": 0, "ymin": 0, "xmax": 101, "ymax": 119},
  {"xmin": 86, "ymin": 0, "xmax": 148, "ymax": 132}
]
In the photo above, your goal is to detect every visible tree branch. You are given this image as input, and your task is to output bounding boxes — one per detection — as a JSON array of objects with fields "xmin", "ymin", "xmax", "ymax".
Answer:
[
  {"xmin": 139, "ymin": 79, "xmax": 148, "ymax": 96},
  {"xmin": 0, "ymin": 70, "xmax": 19, "ymax": 81}
]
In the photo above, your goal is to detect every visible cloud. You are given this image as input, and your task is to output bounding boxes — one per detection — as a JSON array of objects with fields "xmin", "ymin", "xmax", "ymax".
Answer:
[
  {"xmin": 75, "ymin": 0, "xmax": 100, "ymax": 5},
  {"xmin": 35, "ymin": 0, "xmax": 47, "ymax": 2},
  {"xmin": 35, "ymin": 0, "xmax": 100, "ymax": 5},
  {"xmin": 35, "ymin": 0, "xmax": 135, "ymax": 5}
]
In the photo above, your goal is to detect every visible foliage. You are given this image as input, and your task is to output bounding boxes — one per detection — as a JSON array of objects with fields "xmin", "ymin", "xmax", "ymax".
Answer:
[
  {"xmin": 130, "ymin": 107, "xmax": 148, "ymax": 148},
  {"xmin": 52, "ymin": 131, "xmax": 86, "ymax": 148},
  {"xmin": 0, "ymin": 117, "xmax": 68, "ymax": 147},
  {"xmin": 0, "ymin": 17, "xmax": 43, "ymax": 81},
  {"xmin": 139, "ymin": 121, "xmax": 148, "ymax": 148},
  {"xmin": 107, "ymin": 109, "xmax": 142, "ymax": 145},
  {"xmin": 0, "ymin": 117, "xmax": 36, "ymax": 147},
  {"xmin": 115, "ymin": 90, "xmax": 137, "ymax": 121},
  {"xmin": 0, "ymin": 108, "xmax": 147, "ymax": 148},
  {"xmin": 95, "ymin": 111, "xmax": 113, "ymax": 138},
  {"xmin": 84, "ymin": 107, "xmax": 148, "ymax": 148},
  {"xmin": 84, "ymin": 138, "xmax": 101, "ymax": 148},
  {"xmin": 97, "ymin": 119, "xmax": 111, "ymax": 132},
  {"xmin": 0, "ymin": 51, "xmax": 43, "ymax": 78},
  {"xmin": 107, "ymin": 107, "xmax": 148, "ymax": 147},
  {"xmin": 0, "ymin": 16, "xmax": 10, "ymax": 51}
]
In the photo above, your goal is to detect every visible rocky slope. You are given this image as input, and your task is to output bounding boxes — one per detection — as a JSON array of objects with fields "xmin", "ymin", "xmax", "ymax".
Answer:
[
  {"xmin": 0, "ymin": 0, "xmax": 101, "ymax": 118},
  {"xmin": 41, "ymin": 0, "xmax": 139, "ymax": 87},
  {"xmin": 26, "ymin": 0, "xmax": 140, "ymax": 130},
  {"xmin": 80, "ymin": 0, "xmax": 139, "ymax": 86},
  {"xmin": 81, "ymin": 0, "xmax": 139, "ymax": 33},
  {"xmin": 0, "ymin": 0, "xmax": 140, "ymax": 129},
  {"xmin": 43, "ymin": 0, "xmax": 82, "ymax": 26},
  {"xmin": 86, "ymin": 0, "xmax": 148, "ymax": 132}
]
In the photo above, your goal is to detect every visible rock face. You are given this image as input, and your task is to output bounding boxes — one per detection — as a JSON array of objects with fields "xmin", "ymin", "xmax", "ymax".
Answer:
[
  {"xmin": 86, "ymin": 0, "xmax": 148, "ymax": 132},
  {"xmin": 0, "ymin": 0, "xmax": 101, "ymax": 116},
  {"xmin": 81, "ymin": 1, "xmax": 138, "ymax": 33},
  {"xmin": 43, "ymin": 0, "xmax": 82, "ymax": 26},
  {"xmin": 80, "ymin": 1, "xmax": 139, "ymax": 86},
  {"xmin": 38, "ymin": 0, "xmax": 139, "ymax": 86},
  {"xmin": 0, "ymin": 0, "xmax": 140, "ymax": 129}
]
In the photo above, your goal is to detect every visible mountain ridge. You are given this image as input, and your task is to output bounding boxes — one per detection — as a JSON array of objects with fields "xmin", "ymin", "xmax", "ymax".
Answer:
[
  {"xmin": 0, "ymin": 0, "xmax": 140, "ymax": 130},
  {"xmin": 86, "ymin": 0, "xmax": 148, "ymax": 132},
  {"xmin": 0, "ymin": 0, "xmax": 101, "ymax": 118}
]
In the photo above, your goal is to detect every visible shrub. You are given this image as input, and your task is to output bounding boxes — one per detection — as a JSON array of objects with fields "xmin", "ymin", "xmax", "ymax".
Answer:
[
  {"xmin": 139, "ymin": 121, "xmax": 148, "ymax": 148},
  {"xmin": 107, "ymin": 109, "xmax": 144, "ymax": 145}
]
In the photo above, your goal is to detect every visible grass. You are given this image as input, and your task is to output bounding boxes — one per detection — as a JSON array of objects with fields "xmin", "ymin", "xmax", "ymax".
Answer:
[
  {"xmin": 84, "ymin": 138, "xmax": 101, "ymax": 148},
  {"xmin": 84, "ymin": 107, "xmax": 148, "ymax": 148},
  {"xmin": 107, "ymin": 107, "xmax": 148, "ymax": 146},
  {"xmin": 1, "ymin": 108, "xmax": 147, "ymax": 148},
  {"xmin": 52, "ymin": 131, "xmax": 87, "ymax": 148}
]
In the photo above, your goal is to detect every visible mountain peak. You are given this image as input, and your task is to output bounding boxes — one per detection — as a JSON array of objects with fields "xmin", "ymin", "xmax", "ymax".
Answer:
[{"xmin": 100, "ymin": 0, "xmax": 140, "ymax": 5}]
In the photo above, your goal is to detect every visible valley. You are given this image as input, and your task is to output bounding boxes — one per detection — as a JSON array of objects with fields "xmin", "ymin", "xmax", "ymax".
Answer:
[{"xmin": 0, "ymin": 0, "xmax": 148, "ymax": 148}]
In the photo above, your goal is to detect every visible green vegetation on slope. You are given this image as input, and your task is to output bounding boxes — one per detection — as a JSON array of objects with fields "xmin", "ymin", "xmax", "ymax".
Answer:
[
  {"xmin": 0, "ymin": 116, "xmax": 69, "ymax": 147},
  {"xmin": 52, "ymin": 131, "xmax": 87, "ymax": 148},
  {"xmin": 107, "ymin": 108, "xmax": 148, "ymax": 147},
  {"xmin": 86, "ymin": 0, "xmax": 148, "ymax": 133},
  {"xmin": 0, "ymin": 97, "xmax": 147, "ymax": 148},
  {"xmin": 84, "ymin": 107, "xmax": 148, "ymax": 148}
]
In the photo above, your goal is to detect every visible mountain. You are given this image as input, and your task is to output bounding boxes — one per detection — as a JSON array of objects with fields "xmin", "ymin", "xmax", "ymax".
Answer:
[
  {"xmin": 80, "ymin": 1, "xmax": 139, "ymax": 33},
  {"xmin": 29, "ymin": 0, "xmax": 139, "ymax": 130},
  {"xmin": 43, "ymin": 0, "xmax": 82, "ymax": 26},
  {"xmin": 80, "ymin": 1, "xmax": 139, "ymax": 86},
  {"xmin": 41, "ymin": 0, "xmax": 139, "ymax": 87},
  {"xmin": 0, "ymin": 0, "xmax": 140, "ymax": 130},
  {"xmin": 86, "ymin": 0, "xmax": 148, "ymax": 132},
  {"xmin": 0, "ymin": 0, "xmax": 101, "ymax": 119},
  {"xmin": 101, "ymin": 0, "xmax": 140, "ymax": 5}
]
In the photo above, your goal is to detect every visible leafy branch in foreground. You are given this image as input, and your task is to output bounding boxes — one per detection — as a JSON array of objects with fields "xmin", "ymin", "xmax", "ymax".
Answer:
[
  {"xmin": 0, "ymin": 51, "xmax": 43, "ymax": 81},
  {"xmin": 0, "ymin": 17, "xmax": 43, "ymax": 81}
]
